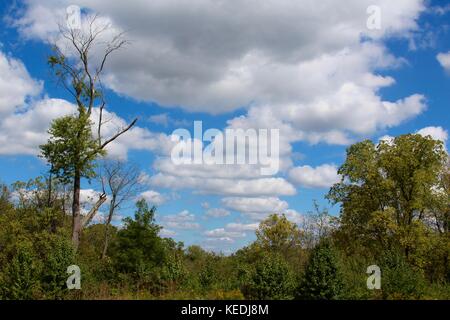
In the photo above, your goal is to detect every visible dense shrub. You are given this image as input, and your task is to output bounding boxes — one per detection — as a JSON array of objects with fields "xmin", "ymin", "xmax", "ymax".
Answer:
[
  {"xmin": 296, "ymin": 241, "xmax": 343, "ymax": 300},
  {"xmin": 111, "ymin": 200, "xmax": 165, "ymax": 278},
  {"xmin": 39, "ymin": 233, "xmax": 76, "ymax": 299},
  {"xmin": 380, "ymin": 250, "xmax": 426, "ymax": 300},
  {"xmin": 0, "ymin": 243, "xmax": 41, "ymax": 299},
  {"xmin": 246, "ymin": 253, "xmax": 295, "ymax": 300}
]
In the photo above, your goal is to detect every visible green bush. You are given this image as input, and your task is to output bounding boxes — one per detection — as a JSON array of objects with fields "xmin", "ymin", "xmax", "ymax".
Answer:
[
  {"xmin": 246, "ymin": 254, "xmax": 295, "ymax": 300},
  {"xmin": 111, "ymin": 200, "xmax": 165, "ymax": 278},
  {"xmin": 296, "ymin": 241, "xmax": 343, "ymax": 300},
  {"xmin": 39, "ymin": 234, "xmax": 76, "ymax": 299},
  {"xmin": 198, "ymin": 261, "xmax": 218, "ymax": 291},
  {"xmin": 338, "ymin": 254, "xmax": 377, "ymax": 300},
  {"xmin": 380, "ymin": 250, "xmax": 426, "ymax": 299},
  {"xmin": 1, "ymin": 243, "xmax": 41, "ymax": 299}
]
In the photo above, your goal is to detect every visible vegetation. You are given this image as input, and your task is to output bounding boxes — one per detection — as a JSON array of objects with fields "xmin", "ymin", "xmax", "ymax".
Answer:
[
  {"xmin": 296, "ymin": 240, "xmax": 342, "ymax": 300},
  {"xmin": 0, "ymin": 16, "xmax": 448, "ymax": 301},
  {"xmin": 0, "ymin": 133, "xmax": 448, "ymax": 300},
  {"xmin": 40, "ymin": 17, "xmax": 136, "ymax": 250}
]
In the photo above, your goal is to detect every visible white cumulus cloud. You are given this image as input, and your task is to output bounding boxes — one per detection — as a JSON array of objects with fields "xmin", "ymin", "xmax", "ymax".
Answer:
[
  {"xmin": 417, "ymin": 126, "xmax": 448, "ymax": 144},
  {"xmin": 139, "ymin": 190, "xmax": 166, "ymax": 206},
  {"xmin": 288, "ymin": 164, "xmax": 340, "ymax": 188},
  {"xmin": 437, "ymin": 51, "xmax": 450, "ymax": 72}
]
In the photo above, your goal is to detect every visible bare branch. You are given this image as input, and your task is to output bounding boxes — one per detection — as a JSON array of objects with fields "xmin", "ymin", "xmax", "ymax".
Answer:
[
  {"xmin": 95, "ymin": 32, "xmax": 129, "ymax": 81},
  {"xmin": 98, "ymin": 100, "xmax": 105, "ymax": 147},
  {"xmin": 81, "ymin": 192, "xmax": 107, "ymax": 227},
  {"xmin": 99, "ymin": 118, "xmax": 138, "ymax": 150}
]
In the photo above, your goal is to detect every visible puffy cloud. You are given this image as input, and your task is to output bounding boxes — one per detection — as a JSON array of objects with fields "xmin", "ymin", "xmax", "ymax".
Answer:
[
  {"xmin": 130, "ymin": 127, "xmax": 283, "ymax": 199},
  {"xmin": 159, "ymin": 228, "xmax": 177, "ymax": 238},
  {"xmin": 222, "ymin": 197, "xmax": 289, "ymax": 214},
  {"xmin": 288, "ymin": 164, "xmax": 340, "ymax": 188},
  {"xmin": 149, "ymin": 172, "xmax": 296, "ymax": 197},
  {"xmin": 138, "ymin": 118, "xmax": 291, "ymax": 198},
  {"xmin": 89, "ymin": 108, "xmax": 175, "ymax": 160},
  {"xmin": 0, "ymin": 95, "xmax": 173, "ymax": 159},
  {"xmin": 228, "ymin": 80, "xmax": 426, "ymax": 146},
  {"xmin": 417, "ymin": 126, "xmax": 448, "ymax": 145},
  {"xmin": 205, "ymin": 208, "xmax": 230, "ymax": 218},
  {"xmin": 221, "ymin": 196, "xmax": 303, "ymax": 222},
  {"xmin": 205, "ymin": 237, "xmax": 235, "ymax": 244},
  {"xmin": 160, "ymin": 210, "xmax": 200, "ymax": 230},
  {"xmin": 204, "ymin": 228, "xmax": 245, "ymax": 239},
  {"xmin": 13, "ymin": 1, "xmax": 425, "ymax": 119},
  {"xmin": 225, "ymin": 223, "xmax": 259, "ymax": 232},
  {"xmin": 139, "ymin": 190, "xmax": 166, "ymax": 206},
  {"xmin": 148, "ymin": 113, "xmax": 190, "ymax": 128},
  {"xmin": 3, "ymin": 2, "xmax": 435, "ymax": 245},
  {"xmin": 0, "ymin": 50, "xmax": 68, "ymax": 156},
  {"xmin": 378, "ymin": 127, "xmax": 448, "ymax": 147},
  {"xmin": 221, "ymin": 43, "xmax": 427, "ymax": 146},
  {"xmin": 6, "ymin": 1, "xmax": 431, "ymax": 212},
  {"xmin": 378, "ymin": 135, "xmax": 395, "ymax": 144},
  {"xmin": 0, "ymin": 50, "xmax": 42, "ymax": 116},
  {"xmin": 80, "ymin": 188, "xmax": 104, "ymax": 205},
  {"xmin": 284, "ymin": 209, "xmax": 305, "ymax": 224},
  {"xmin": 0, "ymin": 98, "xmax": 76, "ymax": 155},
  {"xmin": 204, "ymin": 222, "xmax": 260, "ymax": 243},
  {"xmin": 0, "ymin": 48, "xmax": 173, "ymax": 159},
  {"xmin": 91, "ymin": 211, "xmax": 125, "ymax": 225},
  {"xmin": 152, "ymin": 157, "xmax": 263, "ymax": 180},
  {"xmin": 437, "ymin": 51, "xmax": 450, "ymax": 72}
]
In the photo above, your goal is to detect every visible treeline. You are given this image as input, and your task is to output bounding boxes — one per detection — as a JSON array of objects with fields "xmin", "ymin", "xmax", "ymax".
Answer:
[{"xmin": 0, "ymin": 133, "xmax": 449, "ymax": 300}]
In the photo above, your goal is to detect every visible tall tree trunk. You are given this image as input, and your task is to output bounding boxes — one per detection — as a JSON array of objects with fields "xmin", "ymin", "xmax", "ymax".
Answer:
[
  {"xmin": 101, "ymin": 195, "xmax": 116, "ymax": 259},
  {"xmin": 47, "ymin": 172, "xmax": 58, "ymax": 233},
  {"xmin": 47, "ymin": 171, "xmax": 53, "ymax": 208},
  {"xmin": 101, "ymin": 224, "xmax": 110, "ymax": 260},
  {"xmin": 72, "ymin": 170, "xmax": 82, "ymax": 250}
]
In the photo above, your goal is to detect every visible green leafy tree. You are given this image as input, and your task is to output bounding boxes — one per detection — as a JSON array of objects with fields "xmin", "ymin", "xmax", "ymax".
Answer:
[
  {"xmin": 328, "ymin": 134, "xmax": 447, "ymax": 256},
  {"xmin": 428, "ymin": 159, "xmax": 450, "ymax": 234},
  {"xmin": 296, "ymin": 241, "xmax": 342, "ymax": 300},
  {"xmin": 41, "ymin": 114, "xmax": 103, "ymax": 248},
  {"xmin": 0, "ymin": 183, "xmax": 11, "ymax": 214},
  {"xmin": 111, "ymin": 200, "xmax": 165, "ymax": 278},
  {"xmin": 41, "ymin": 115, "xmax": 99, "ymax": 185},
  {"xmin": 302, "ymin": 201, "xmax": 338, "ymax": 249},
  {"xmin": 161, "ymin": 253, "xmax": 187, "ymax": 287},
  {"xmin": 246, "ymin": 253, "xmax": 295, "ymax": 300},
  {"xmin": 12, "ymin": 176, "xmax": 71, "ymax": 232},
  {"xmin": 255, "ymin": 214, "xmax": 303, "ymax": 261},
  {"xmin": 40, "ymin": 17, "xmax": 136, "ymax": 250}
]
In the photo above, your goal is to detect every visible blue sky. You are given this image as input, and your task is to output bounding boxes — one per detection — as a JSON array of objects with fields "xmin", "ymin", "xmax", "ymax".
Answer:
[{"xmin": 0, "ymin": 0, "xmax": 449, "ymax": 253}]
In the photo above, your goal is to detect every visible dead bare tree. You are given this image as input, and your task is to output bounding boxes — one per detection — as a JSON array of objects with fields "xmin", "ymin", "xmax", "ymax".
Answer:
[
  {"xmin": 100, "ymin": 160, "xmax": 143, "ymax": 259},
  {"xmin": 42, "ymin": 14, "xmax": 137, "ymax": 250},
  {"xmin": 301, "ymin": 201, "xmax": 338, "ymax": 248}
]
